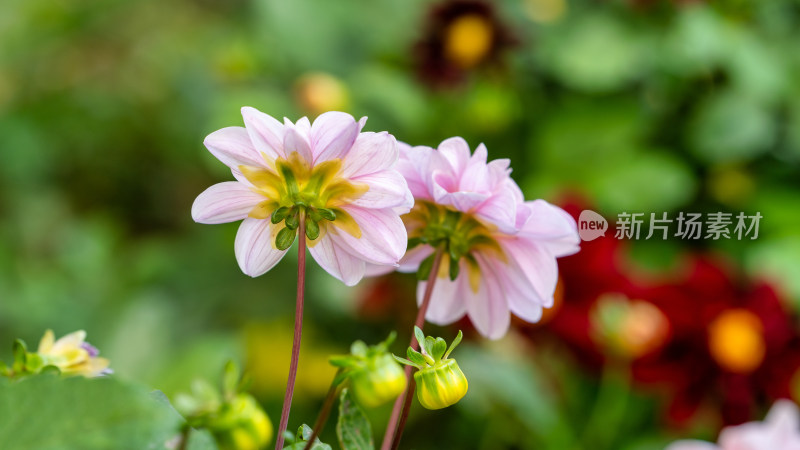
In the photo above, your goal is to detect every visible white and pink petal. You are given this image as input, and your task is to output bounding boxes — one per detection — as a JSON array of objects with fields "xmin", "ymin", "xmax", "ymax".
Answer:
[
  {"xmin": 204, "ymin": 127, "xmax": 265, "ymax": 169},
  {"xmin": 234, "ymin": 218, "xmax": 289, "ymax": 277},
  {"xmin": 310, "ymin": 111, "xmax": 359, "ymax": 164},
  {"xmin": 192, "ymin": 182, "xmax": 264, "ymax": 224},
  {"xmin": 308, "ymin": 233, "xmax": 366, "ymax": 286},
  {"xmin": 241, "ymin": 107, "xmax": 286, "ymax": 161},
  {"xmin": 334, "ymin": 206, "xmax": 407, "ymax": 266}
]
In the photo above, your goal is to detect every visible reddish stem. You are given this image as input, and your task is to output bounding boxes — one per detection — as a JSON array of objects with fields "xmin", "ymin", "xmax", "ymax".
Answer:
[
  {"xmin": 275, "ymin": 218, "xmax": 307, "ymax": 450},
  {"xmin": 380, "ymin": 248, "xmax": 445, "ymax": 450}
]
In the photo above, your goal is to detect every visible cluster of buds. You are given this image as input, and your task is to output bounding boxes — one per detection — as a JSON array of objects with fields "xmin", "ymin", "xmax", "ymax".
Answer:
[
  {"xmin": 394, "ymin": 327, "xmax": 468, "ymax": 410},
  {"xmin": 329, "ymin": 332, "xmax": 407, "ymax": 408},
  {"xmin": 0, "ymin": 330, "xmax": 110, "ymax": 379},
  {"xmin": 175, "ymin": 361, "xmax": 272, "ymax": 450}
]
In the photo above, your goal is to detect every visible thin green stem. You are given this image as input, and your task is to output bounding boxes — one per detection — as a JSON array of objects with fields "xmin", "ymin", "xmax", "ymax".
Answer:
[
  {"xmin": 303, "ymin": 369, "xmax": 344, "ymax": 450},
  {"xmin": 275, "ymin": 216, "xmax": 307, "ymax": 450},
  {"xmin": 380, "ymin": 247, "xmax": 445, "ymax": 450}
]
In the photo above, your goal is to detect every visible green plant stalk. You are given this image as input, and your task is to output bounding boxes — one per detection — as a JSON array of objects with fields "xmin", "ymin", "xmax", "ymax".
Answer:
[
  {"xmin": 380, "ymin": 247, "xmax": 445, "ymax": 450},
  {"xmin": 303, "ymin": 369, "xmax": 344, "ymax": 450}
]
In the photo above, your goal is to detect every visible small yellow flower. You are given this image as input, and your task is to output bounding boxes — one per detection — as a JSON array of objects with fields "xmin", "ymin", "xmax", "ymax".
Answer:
[{"xmin": 37, "ymin": 329, "xmax": 110, "ymax": 377}]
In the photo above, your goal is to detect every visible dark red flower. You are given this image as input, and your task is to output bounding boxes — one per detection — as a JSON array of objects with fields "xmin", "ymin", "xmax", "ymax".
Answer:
[{"xmin": 413, "ymin": 0, "xmax": 517, "ymax": 87}]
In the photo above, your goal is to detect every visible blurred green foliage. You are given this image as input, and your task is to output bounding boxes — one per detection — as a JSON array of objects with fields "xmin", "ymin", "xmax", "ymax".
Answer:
[{"xmin": 1, "ymin": 0, "xmax": 800, "ymax": 448}]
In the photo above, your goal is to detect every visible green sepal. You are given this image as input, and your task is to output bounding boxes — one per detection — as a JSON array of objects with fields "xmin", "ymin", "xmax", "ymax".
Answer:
[
  {"xmin": 406, "ymin": 348, "xmax": 426, "ymax": 367},
  {"xmin": 12, "ymin": 339, "xmax": 27, "ymax": 373},
  {"xmin": 431, "ymin": 338, "xmax": 447, "ymax": 361},
  {"xmin": 350, "ymin": 341, "xmax": 368, "ymax": 358},
  {"xmin": 285, "ymin": 210, "xmax": 300, "ymax": 230},
  {"xmin": 407, "ymin": 237, "xmax": 423, "ymax": 249},
  {"xmin": 444, "ymin": 330, "xmax": 463, "ymax": 359},
  {"xmin": 417, "ymin": 253, "xmax": 435, "ymax": 281},
  {"xmin": 40, "ymin": 365, "xmax": 61, "ymax": 376},
  {"xmin": 413, "ymin": 327, "xmax": 426, "ymax": 350},
  {"xmin": 392, "ymin": 355, "xmax": 418, "ymax": 368},
  {"xmin": 316, "ymin": 208, "xmax": 336, "ymax": 222},
  {"xmin": 25, "ymin": 352, "xmax": 44, "ymax": 373},
  {"xmin": 423, "ymin": 336, "xmax": 436, "ymax": 356},
  {"xmin": 305, "ymin": 219, "xmax": 320, "ymax": 240},
  {"xmin": 377, "ymin": 331, "xmax": 396, "ymax": 351},
  {"xmin": 221, "ymin": 360, "xmax": 239, "ymax": 399},
  {"xmin": 0, "ymin": 361, "xmax": 9, "ymax": 377},
  {"xmin": 271, "ymin": 206, "xmax": 291, "ymax": 224},
  {"xmin": 448, "ymin": 256, "xmax": 460, "ymax": 281},
  {"xmin": 329, "ymin": 355, "xmax": 357, "ymax": 369},
  {"xmin": 275, "ymin": 227, "xmax": 297, "ymax": 250}
]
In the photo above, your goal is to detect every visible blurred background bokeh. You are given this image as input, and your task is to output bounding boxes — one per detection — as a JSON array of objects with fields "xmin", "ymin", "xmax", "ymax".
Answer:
[{"xmin": 2, "ymin": 0, "xmax": 800, "ymax": 448}]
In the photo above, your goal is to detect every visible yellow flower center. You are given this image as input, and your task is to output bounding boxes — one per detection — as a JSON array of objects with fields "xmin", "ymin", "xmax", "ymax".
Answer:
[
  {"xmin": 239, "ymin": 151, "xmax": 367, "ymax": 244},
  {"xmin": 708, "ymin": 309, "xmax": 766, "ymax": 374},
  {"xmin": 443, "ymin": 14, "xmax": 494, "ymax": 69}
]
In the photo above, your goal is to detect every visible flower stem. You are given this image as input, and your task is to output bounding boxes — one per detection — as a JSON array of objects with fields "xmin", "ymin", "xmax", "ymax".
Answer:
[
  {"xmin": 303, "ymin": 369, "xmax": 344, "ymax": 450},
  {"xmin": 275, "ymin": 216, "xmax": 307, "ymax": 450},
  {"xmin": 177, "ymin": 425, "xmax": 191, "ymax": 450},
  {"xmin": 380, "ymin": 247, "xmax": 445, "ymax": 450}
]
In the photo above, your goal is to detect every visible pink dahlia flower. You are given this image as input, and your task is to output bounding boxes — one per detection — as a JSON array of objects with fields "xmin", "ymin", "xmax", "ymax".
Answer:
[
  {"xmin": 192, "ymin": 108, "xmax": 413, "ymax": 285},
  {"xmin": 666, "ymin": 400, "xmax": 800, "ymax": 450},
  {"xmin": 391, "ymin": 137, "xmax": 579, "ymax": 339}
]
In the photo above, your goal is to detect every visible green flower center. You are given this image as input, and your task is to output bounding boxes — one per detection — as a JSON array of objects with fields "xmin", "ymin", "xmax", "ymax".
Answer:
[
  {"xmin": 240, "ymin": 152, "xmax": 368, "ymax": 249},
  {"xmin": 406, "ymin": 201, "xmax": 505, "ymax": 291}
]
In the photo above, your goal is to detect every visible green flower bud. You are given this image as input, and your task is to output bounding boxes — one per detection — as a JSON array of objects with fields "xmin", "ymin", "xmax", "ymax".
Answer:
[
  {"xmin": 414, "ymin": 358, "xmax": 468, "ymax": 410},
  {"xmin": 330, "ymin": 332, "xmax": 407, "ymax": 408},
  {"xmin": 349, "ymin": 353, "xmax": 407, "ymax": 409},
  {"xmin": 394, "ymin": 328, "xmax": 468, "ymax": 410},
  {"xmin": 210, "ymin": 393, "xmax": 273, "ymax": 450}
]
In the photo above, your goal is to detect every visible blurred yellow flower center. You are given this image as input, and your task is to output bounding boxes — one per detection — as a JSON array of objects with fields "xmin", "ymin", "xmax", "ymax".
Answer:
[
  {"xmin": 444, "ymin": 14, "xmax": 494, "ymax": 69},
  {"xmin": 708, "ymin": 309, "xmax": 765, "ymax": 374},
  {"xmin": 239, "ymin": 152, "xmax": 367, "ymax": 241}
]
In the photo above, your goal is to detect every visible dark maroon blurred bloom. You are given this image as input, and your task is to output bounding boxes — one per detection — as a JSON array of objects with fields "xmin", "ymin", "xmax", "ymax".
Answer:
[
  {"xmin": 413, "ymin": 0, "xmax": 517, "ymax": 87},
  {"xmin": 533, "ymin": 202, "xmax": 800, "ymax": 426},
  {"xmin": 631, "ymin": 257, "xmax": 800, "ymax": 425}
]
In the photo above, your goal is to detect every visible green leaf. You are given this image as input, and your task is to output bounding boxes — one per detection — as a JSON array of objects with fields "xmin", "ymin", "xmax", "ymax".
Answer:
[
  {"xmin": 0, "ymin": 376, "xmax": 194, "ymax": 449},
  {"xmin": 276, "ymin": 227, "xmax": 297, "ymax": 250},
  {"xmin": 0, "ymin": 361, "xmax": 8, "ymax": 377},
  {"xmin": 336, "ymin": 389, "xmax": 374, "ymax": 450},
  {"xmin": 444, "ymin": 331, "xmax": 463, "ymax": 359}
]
